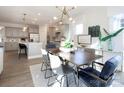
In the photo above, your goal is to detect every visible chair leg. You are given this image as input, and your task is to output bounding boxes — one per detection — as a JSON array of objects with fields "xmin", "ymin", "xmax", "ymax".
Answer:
[
  {"xmin": 47, "ymin": 73, "xmax": 57, "ymax": 87},
  {"xmin": 65, "ymin": 75, "xmax": 69, "ymax": 87},
  {"xmin": 60, "ymin": 75, "xmax": 65, "ymax": 87},
  {"xmin": 44, "ymin": 64, "xmax": 48, "ymax": 78},
  {"xmin": 44, "ymin": 64, "xmax": 51, "ymax": 79},
  {"xmin": 41, "ymin": 62, "xmax": 46, "ymax": 71},
  {"xmin": 45, "ymin": 67, "xmax": 53, "ymax": 79},
  {"xmin": 73, "ymin": 72, "xmax": 77, "ymax": 86},
  {"xmin": 18, "ymin": 49, "xmax": 21, "ymax": 59},
  {"xmin": 47, "ymin": 75, "xmax": 51, "ymax": 86},
  {"xmin": 76, "ymin": 66, "xmax": 79, "ymax": 87},
  {"xmin": 41, "ymin": 58, "xmax": 47, "ymax": 71}
]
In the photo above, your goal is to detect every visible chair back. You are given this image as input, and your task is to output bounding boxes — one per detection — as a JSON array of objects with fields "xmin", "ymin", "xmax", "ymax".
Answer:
[
  {"xmin": 41, "ymin": 48, "xmax": 49, "ymax": 62},
  {"xmin": 48, "ymin": 53, "xmax": 63, "ymax": 75},
  {"xmin": 46, "ymin": 42, "xmax": 56, "ymax": 49},
  {"xmin": 100, "ymin": 56, "xmax": 121, "ymax": 80},
  {"xmin": 19, "ymin": 43, "xmax": 26, "ymax": 49},
  {"xmin": 41, "ymin": 48, "xmax": 47, "ymax": 55}
]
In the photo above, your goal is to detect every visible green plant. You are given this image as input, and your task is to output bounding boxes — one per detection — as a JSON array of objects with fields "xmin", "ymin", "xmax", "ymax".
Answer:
[
  {"xmin": 64, "ymin": 41, "xmax": 73, "ymax": 48},
  {"xmin": 99, "ymin": 28, "xmax": 124, "ymax": 51}
]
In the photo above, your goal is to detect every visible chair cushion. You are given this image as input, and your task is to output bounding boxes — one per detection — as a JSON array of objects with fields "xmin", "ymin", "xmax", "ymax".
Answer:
[
  {"xmin": 100, "ymin": 56, "xmax": 120, "ymax": 80},
  {"xmin": 78, "ymin": 67, "xmax": 104, "ymax": 87},
  {"xmin": 79, "ymin": 67, "xmax": 101, "ymax": 77}
]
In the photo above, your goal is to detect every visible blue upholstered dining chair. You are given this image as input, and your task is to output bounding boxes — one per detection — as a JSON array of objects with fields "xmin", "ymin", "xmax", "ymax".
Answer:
[
  {"xmin": 78, "ymin": 56, "xmax": 121, "ymax": 87},
  {"xmin": 46, "ymin": 42, "xmax": 56, "ymax": 49}
]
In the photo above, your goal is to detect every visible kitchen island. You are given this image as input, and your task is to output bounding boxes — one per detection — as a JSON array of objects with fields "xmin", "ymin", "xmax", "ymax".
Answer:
[{"xmin": 19, "ymin": 42, "xmax": 42, "ymax": 59}]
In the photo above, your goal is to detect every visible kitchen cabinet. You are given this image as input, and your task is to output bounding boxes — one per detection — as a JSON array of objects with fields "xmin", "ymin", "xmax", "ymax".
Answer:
[
  {"xmin": 5, "ymin": 42, "xmax": 19, "ymax": 51},
  {"xmin": 29, "ymin": 27, "xmax": 39, "ymax": 34},
  {"xmin": 5, "ymin": 27, "xmax": 28, "ymax": 38},
  {"xmin": 30, "ymin": 34, "xmax": 40, "ymax": 42}
]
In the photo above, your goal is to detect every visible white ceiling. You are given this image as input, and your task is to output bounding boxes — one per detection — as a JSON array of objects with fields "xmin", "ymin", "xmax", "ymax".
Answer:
[
  {"xmin": 0, "ymin": 6, "xmax": 106, "ymax": 26},
  {"xmin": 0, "ymin": 6, "xmax": 123, "ymax": 26}
]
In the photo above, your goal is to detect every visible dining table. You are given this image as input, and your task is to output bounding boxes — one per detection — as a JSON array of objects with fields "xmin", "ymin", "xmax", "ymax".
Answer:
[{"xmin": 48, "ymin": 47, "xmax": 102, "ymax": 86}]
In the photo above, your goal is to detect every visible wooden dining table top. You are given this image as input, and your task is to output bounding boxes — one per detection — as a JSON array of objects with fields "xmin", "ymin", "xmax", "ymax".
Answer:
[{"xmin": 48, "ymin": 48, "xmax": 102, "ymax": 66}]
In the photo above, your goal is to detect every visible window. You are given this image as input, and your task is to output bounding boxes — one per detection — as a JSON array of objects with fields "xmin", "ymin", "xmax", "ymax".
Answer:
[
  {"xmin": 76, "ymin": 24, "xmax": 83, "ymax": 35},
  {"xmin": 112, "ymin": 14, "xmax": 124, "ymax": 31}
]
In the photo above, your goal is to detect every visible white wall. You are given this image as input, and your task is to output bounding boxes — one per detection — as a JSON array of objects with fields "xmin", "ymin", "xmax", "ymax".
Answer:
[
  {"xmin": 69, "ymin": 7, "xmax": 109, "ymax": 49},
  {"xmin": 69, "ymin": 7, "xmax": 124, "ymax": 51},
  {"xmin": 39, "ymin": 24, "xmax": 48, "ymax": 48},
  {"xmin": 107, "ymin": 7, "xmax": 124, "ymax": 52},
  {"xmin": 69, "ymin": 7, "xmax": 124, "ymax": 71},
  {"xmin": 84, "ymin": 7, "xmax": 109, "ymax": 33}
]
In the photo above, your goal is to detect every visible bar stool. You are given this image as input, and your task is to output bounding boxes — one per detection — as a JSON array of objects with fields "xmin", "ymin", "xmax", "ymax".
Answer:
[{"xmin": 18, "ymin": 43, "xmax": 27, "ymax": 58}]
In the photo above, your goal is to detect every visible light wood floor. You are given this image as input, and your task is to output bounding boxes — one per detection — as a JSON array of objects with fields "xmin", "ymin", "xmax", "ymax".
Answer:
[
  {"xmin": 0, "ymin": 51, "xmax": 42, "ymax": 87},
  {"xmin": 1, "ymin": 51, "xmax": 124, "ymax": 87}
]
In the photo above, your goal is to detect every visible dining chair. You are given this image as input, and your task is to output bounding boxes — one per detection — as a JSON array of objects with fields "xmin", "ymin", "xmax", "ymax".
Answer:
[
  {"xmin": 41, "ymin": 48, "xmax": 52, "ymax": 79},
  {"xmin": 48, "ymin": 53, "xmax": 77, "ymax": 87},
  {"xmin": 46, "ymin": 42, "xmax": 56, "ymax": 49},
  {"xmin": 78, "ymin": 56, "xmax": 121, "ymax": 87}
]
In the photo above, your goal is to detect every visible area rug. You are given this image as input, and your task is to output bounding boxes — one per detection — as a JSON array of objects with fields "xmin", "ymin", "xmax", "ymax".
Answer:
[{"xmin": 30, "ymin": 63, "xmax": 124, "ymax": 87}]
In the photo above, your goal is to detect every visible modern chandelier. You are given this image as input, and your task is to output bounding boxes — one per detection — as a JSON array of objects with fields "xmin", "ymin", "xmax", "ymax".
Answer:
[
  {"xmin": 22, "ymin": 13, "xmax": 28, "ymax": 32},
  {"xmin": 53, "ymin": 6, "xmax": 77, "ymax": 25}
]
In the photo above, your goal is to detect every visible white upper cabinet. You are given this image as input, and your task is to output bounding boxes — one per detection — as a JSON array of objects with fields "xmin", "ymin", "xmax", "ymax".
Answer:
[
  {"xmin": 29, "ymin": 27, "xmax": 39, "ymax": 34},
  {"xmin": 5, "ymin": 27, "xmax": 28, "ymax": 38}
]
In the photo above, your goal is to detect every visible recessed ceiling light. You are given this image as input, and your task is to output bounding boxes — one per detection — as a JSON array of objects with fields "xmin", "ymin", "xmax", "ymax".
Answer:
[
  {"xmin": 38, "ymin": 13, "xmax": 41, "ymax": 16},
  {"xmin": 69, "ymin": 17, "xmax": 73, "ymax": 21},
  {"xmin": 53, "ymin": 16, "xmax": 57, "ymax": 20}
]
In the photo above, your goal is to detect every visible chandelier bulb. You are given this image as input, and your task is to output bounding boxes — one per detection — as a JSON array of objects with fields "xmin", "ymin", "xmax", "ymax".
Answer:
[
  {"xmin": 53, "ymin": 16, "xmax": 57, "ymax": 20},
  {"xmin": 69, "ymin": 17, "xmax": 73, "ymax": 21},
  {"xmin": 59, "ymin": 21, "xmax": 62, "ymax": 25}
]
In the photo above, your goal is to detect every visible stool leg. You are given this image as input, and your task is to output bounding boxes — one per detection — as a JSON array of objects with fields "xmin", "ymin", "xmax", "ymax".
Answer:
[
  {"xmin": 73, "ymin": 72, "xmax": 77, "ymax": 86},
  {"xmin": 18, "ymin": 49, "xmax": 21, "ymax": 59}
]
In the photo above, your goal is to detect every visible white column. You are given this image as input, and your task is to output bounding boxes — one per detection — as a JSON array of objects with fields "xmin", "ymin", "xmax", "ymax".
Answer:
[
  {"xmin": 0, "ymin": 47, "xmax": 4, "ymax": 74},
  {"xmin": 39, "ymin": 24, "xmax": 48, "ymax": 49}
]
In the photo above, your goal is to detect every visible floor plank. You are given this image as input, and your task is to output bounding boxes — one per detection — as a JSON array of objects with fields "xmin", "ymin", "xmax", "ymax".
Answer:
[{"xmin": 0, "ymin": 51, "xmax": 42, "ymax": 87}]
